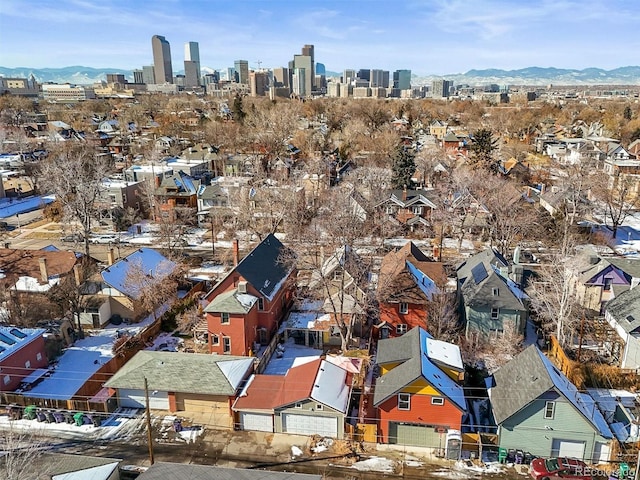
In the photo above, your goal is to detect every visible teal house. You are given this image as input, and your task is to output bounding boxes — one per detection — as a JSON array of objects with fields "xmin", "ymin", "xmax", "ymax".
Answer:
[{"xmin": 487, "ymin": 346, "xmax": 614, "ymax": 463}]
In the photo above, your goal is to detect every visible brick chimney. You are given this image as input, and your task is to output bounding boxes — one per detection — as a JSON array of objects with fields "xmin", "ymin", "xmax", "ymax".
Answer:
[
  {"xmin": 38, "ymin": 257, "xmax": 48, "ymax": 283},
  {"xmin": 232, "ymin": 239, "xmax": 239, "ymax": 266},
  {"xmin": 107, "ymin": 248, "xmax": 115, "ymax": 266},
  {"xmin": 73, "ymin": 263, "xmax": 82, "ymax": 286},
  {"xmin": 402, "ymin": 185, "xmax": 408, "ymax": 202}
]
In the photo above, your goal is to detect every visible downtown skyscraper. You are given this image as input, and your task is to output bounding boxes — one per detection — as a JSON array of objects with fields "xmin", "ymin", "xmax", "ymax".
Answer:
[
  {"xmin": 184, "ymin": 41, "xmax": 201, "ymax": 87},
  {"xmin": 152, "ymin": 35, "xmax": 173, "ymax": 84}
]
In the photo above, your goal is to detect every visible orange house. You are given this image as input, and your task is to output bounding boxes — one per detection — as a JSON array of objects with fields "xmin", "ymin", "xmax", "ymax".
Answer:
[
  {"xmin": 204, "ymin": 234, "xmax": 296, "ymax": 356},
  {"xmin": 376, "ymin": 242, "xmax": 446, "ymax": 339},
  {"xmin": 373, "ymin": 327, "xmax": 465, "ymax": 448}
]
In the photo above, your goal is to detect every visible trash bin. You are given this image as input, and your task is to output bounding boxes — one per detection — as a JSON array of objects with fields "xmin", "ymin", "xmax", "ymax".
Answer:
[
  {"xmin": 23, "ymin": 405, "xmax": 37, "ymax": 420},
  {"xmin": 619, "ymin": 463, "xmax": 630, "ymax": 479},
  {"xmin": 73, "ymin": 412, "xmax": 85, "ymax": 426},
  {"xmin": 498, "ymin": 447, "xmax": 508, "ymax": 464}
]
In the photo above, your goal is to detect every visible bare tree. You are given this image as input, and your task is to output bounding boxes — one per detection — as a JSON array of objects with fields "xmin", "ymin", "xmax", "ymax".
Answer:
[
  {"xmin": 39, "ymin": 144, "xmax": 111, "ymax": 256},
  {"xmin": 426, "ymin": 291, "xmax": 460, "ymax": 343},
  {"xmin": 0, "ymin": 424, "xmax": 49, "ymax": 480},
  {"xmin": 592, "ymin": 171, "xmax": 640, "ymax": 239}
]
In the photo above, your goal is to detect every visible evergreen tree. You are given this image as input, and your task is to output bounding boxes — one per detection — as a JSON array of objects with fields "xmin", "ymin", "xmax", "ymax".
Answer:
[
  {"xmin": 232, "ymin": 94, "xmax": 246, "ymax": 124},
  {"xmin": 391, "ymin": 144, "xmax": 416, "ymax": 190},
  {"xmin": 624, "ymin": 105, "xmax": 633, "ymax": 121},
  {"xmin": 469, "ymin": 128, "xmax": 500, "ymax": 174}
]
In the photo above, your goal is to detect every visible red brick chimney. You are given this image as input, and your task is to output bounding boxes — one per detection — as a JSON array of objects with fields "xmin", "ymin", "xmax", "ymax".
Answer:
[
  {"xmin": 402, "ymin": 185, "xmax": 408, "ymax": 202},
  {"xmin": 232, "ymin": 239, "xmax": 239, "ymax": 266}
]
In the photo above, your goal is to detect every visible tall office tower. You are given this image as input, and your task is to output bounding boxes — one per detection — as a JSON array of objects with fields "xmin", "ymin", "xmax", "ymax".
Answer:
[
  {"xmin": 393, "ymin": 69, "xmax": 412, "ymax": 90},
  {"xmin": 315, "ymin": 62, "xmax": 325, "ymax": 76},
  {"xmin": 301, "ymin": 44, "xmax": 315, "ymax": 84},
  {"xmin": 292, "ymin": 68, "xmax": 306, "ymax": 97},
  {"xmin": 432, "ymin": 79, "xmax": 451, "ymax": 98},
  {"xmin": 272, "ymin": 67, "xmax": 290, "ymax": 88},
  {"xmin": 106, "ymin": 73, "xmax": 126, "ymax": 84},
  {"xmin": 343, "ymin": 69, "xmax": 356, "ymax": 83},
  {"xmin": 184, "ymin": 61, "xmax": 200, "ymax": 87},
  {"xmin": 225, "ymin": 68, "xmax": 237, "ymax": 82},
  {"xmin": 382, "ymin": 71, "xmax": 390, "ymax": 89},
  {"xmin": 142, "ymin": 65, "xmax": 156, "ymax": 84},
  {"xmin": 249, "ymin": 71, "xmax": 268, "ymax": 97},
  {"xmin": 184, "ymin": 41, "xmax": 201, "ymax": 83},
  {"xmin": 369, "ymin": 69, "xmax": 388, "ymax": 88},
  {"xmin": 133, "ymin": 69, "xmax": 144, "ymax": 84},
  {"xmin": 357, "ymin": 69, "xmax": 370, "ymax": 82},
  {"xmin": 152, "ymin": 35, "xmax": 173, "ymax": 84},
  {"xmin": 292, "ymin": 54, "xmax": 312, "ymax": 97},
  {"xmin": 234, "ymin": 60, "xmax": 249, "ymax": 84}
]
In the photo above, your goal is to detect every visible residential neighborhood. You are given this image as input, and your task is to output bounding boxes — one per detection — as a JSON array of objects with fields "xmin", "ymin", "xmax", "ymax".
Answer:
[{"xmin": 3, "ymin": 40, "xmax": 640, "ymax": 480}]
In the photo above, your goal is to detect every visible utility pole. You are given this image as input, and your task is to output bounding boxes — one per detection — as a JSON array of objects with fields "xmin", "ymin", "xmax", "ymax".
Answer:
[{"xmin": 144, "ymin": 377, "xmax": 155, "ymax": 465}]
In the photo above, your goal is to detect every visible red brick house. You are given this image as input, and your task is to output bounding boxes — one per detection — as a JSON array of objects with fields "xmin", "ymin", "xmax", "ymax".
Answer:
[
  {"xmin": 204, "ymin": 234, "xmax": 295, "ymax": 356},
  {"xmin": 373, "ymin": 327, "xmax": 465, "ymax": 448},
  {"xmin": 375, "ymin": 242, "xmax": 446, "ymax": 339},
  {"xmin": 0, "ymin": 327, "xmax": 48, "ymax": 392}
]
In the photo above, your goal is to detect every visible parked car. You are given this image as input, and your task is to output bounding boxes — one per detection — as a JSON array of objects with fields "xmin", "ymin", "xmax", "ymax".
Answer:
[
  {"xmin": 530, "ymin": 457, "xmax": 592, "ymax": 480},
  {"xmin": 61, "ymin": 233, "xmax": 84, "ymax": 243},
  {"xmin": 89, "ymin": 234, "xmax": 120, "ymax": 244}
]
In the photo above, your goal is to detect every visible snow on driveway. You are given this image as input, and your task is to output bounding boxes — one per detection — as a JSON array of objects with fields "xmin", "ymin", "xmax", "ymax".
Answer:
[{"xmin": 261, "ymin": 337, "xmax": 322, "ymax": 375}]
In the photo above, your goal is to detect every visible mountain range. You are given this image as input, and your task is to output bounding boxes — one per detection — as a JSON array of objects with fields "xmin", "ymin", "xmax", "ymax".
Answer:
[{"xmin": 3, "ymin": 65, "xmax": 640, "ymax": 87}]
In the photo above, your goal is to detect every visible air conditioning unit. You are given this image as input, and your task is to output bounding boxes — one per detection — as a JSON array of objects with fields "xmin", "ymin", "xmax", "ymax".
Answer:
[{"xmin": 238, "ymin": 281, "xmax": 248, "ymax": 294}]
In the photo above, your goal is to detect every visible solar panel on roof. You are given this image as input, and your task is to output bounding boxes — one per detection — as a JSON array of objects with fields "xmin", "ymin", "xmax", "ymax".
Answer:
[
  {"xmin": 0, "ymin": 333, "xmax": 16, "ymax": 345},
  {"xmin": 9, "ymin": 328, "xmax": 27, "ymax": 339},
  {"xmin": 471, "ymin": 263, "xmax": 488, "ymax": 284}
]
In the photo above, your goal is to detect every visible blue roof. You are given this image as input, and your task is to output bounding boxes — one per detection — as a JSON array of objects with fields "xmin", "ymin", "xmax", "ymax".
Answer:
[
  {"xmin": 406, "ymin": 260, "xmax": 438, "ymax": 300},
  {"xmin": 419, "ymin": 329, "xmax": 466, "ymax": 411},
  {"xmin": 101, "ymin": 248, "xmax": 176, "ymax": 299},
  {"xmin": 0, "ymin": 195, "xmax": 55, "ymax": 219}
]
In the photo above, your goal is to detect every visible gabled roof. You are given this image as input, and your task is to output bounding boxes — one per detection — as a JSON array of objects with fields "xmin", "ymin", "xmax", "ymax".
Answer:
[
  {"xmin": 25, "ymin": 453, "xmax": 121, "ymax": 480},
  {"xmin": 234, "ymin": 234, "xmax": 294, "ymax": 301},
  {"xmin": 0, "ymin": 327, "xmax": 46, "ymax": 363},
  {"xmin": 488, "ymin": 345, "xmax": 612, "ymax": 438},
  {"xmin": 605, "ymin": 286, "xmax": 640, "ymax": 335},
  {"xmin": 233, "ymin": 359, "xmax": 350, "ymax": 413},
  {"xmin": 0, "ymin": 248, "xmax": 78, "ymax": 285},
  {"xmin": 104, "ymin": 351, "xmax": 253, "ymax": 396},
  {"xmin": 373, "ymin": 328, "xmax": 465, "ymax": 411},
  {"xmin": 388, "ymin": 189, "xmax": 438, "ymax": 209},
  {"xmin": 101, "ymin": 248, "xmax": 176, "ymax": 299},
  {"xmin": 377, "ymin": 242, "xmax": 445, "ymax": 304},
  {"xmin": 203, "ymin": 288, "xmax": 258, "ymax": 314},
  {"xmin": 456, "ymin": 247, "xmax": 508, "ymax": 285},
  {"xmin": 460, "ymin": 265, "xmax": 527, "ymax": 311},
  {"xmin": 135, "ymin": 462, "xmax": 322, "ymax": 480}
]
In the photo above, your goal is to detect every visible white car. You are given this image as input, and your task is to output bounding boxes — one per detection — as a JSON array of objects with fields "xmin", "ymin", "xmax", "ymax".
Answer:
[{"xmin": 89, "ymin": 234, "xmax": 120, "ymax": 244}]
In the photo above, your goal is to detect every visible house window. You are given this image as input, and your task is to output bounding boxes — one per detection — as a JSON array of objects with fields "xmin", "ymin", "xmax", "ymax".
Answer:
[
  {"xmin": 333, "ymin": 269, "xmax": 342, "ymax": 281},
  {"xmin": 399, "ymin": 302, "xmax": 409, "ymax": 314},
  {"xmin": 603, "ymin": 278, "xmax": 612, "ymax": 292},
  {"xmin": 258, "ymin": 298, "xmax": 264, "ymax": 310},
  {"xmin": 315, "ymin": 404, "xmax": 324, "ymax": 411},
  {"xmin": 24, "ymin": 360, "xmax": 30, "ymax": 369},
  {"xmin": 386, "ymin": 205, "xmax": 395, "ymax": 214},
  {"xmin": 544, "ymin": 401, "xmax": 555, "ymax": 419},
  {"xmin": 211, "ymin": 334, "xmax": 220, "ymax": 346},
  {"xmin": 412, "ymin": 206, "xmax": 423, "ymax": 215},
  {"xmin": 221, "ymin": 312, "xmax": 230, "ymax": 324},
  {"xmin": 3, "ymin": 375, "xmax": 9, "ymax": 385},
  {"xmin": 36, "ymin": 353, "xmax": 42, "ymax": 362},
  {"xmin": 222, "ymin": 337, "xmax": 231, "ymax": 354},
  {"xmin": 396, "ymin": 324, "xmax": 408, "ymax": 335},
  {"xmin": 398, "ymin": 393, "xmax": 411, "ymax": 410},
  {"xmin": 492, "ymin": 288, "xmax": 499, "ymax": 296},
  {"xmin": 491, "ymin": 308, "xmax": 499, "ymax": 319},
  {"xmin": 431, "ymin": 397, "xmax": 445, "ymax": 406},
  {"xmin": 295, "ymin": 403, "xmax": 302, "ymax": 409}
]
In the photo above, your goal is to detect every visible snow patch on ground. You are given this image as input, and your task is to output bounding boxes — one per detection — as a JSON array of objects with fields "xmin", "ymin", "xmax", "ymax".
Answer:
[
  {"xmin": 351, "ymin": 456, "xmax": 396, "ymax": 473},
  {"xmin": 291, "ymin": 445, "xmax": 303, "ymax": 457}
]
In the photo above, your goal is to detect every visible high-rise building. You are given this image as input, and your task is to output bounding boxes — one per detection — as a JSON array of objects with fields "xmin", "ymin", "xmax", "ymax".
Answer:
[
  {"xmin": 133, "ymin": 69, "xmax": 144, "ymax": 84},
  {"xmin": 315, "ymin": 62, "xmax": 326, "ymax": 76},
  {"xmin": 302, "ymin": 44, "xmax": 315, "ymax": 82},
  {"xmin": 272, "ymin": 67, "xmax": 289, "ymax": 88},
  {"xmin": 357, "ymin": 69, "xmax": 370, "ymax": 82},
  {"xmin": 142, "ymin": 65, "xmax": 156, "ymax": 85},
  {"xmin": 106, "ymin": 74, "xmax": 126, "ymax": 85},
  {"xmin": 184, "ymin": 41, "xmax": 201, "ymax": 87},
  {"xmin": 249, "ymin": 71, "xmax": 268, "ymax": 97},
  {"xmin": 369, "ymin": 69, "xmax": 389, "ymax": 88},
  {"xmin": 292, "ymin": 68, "xmax": 306, "ymax": 97},
  {"xmin": 432, "ymin": 79, "xmax": 451, "ymax": 98},
  {"xmin": 152, "ymin": 35, "xmax": 173, "ymax": 84},
  {"xmin": 291, "ymin": 54, "xmax": 312, "ymax": 97},
  {"xmin": 234, "ymin": 60, "xmax": 249, "ymax": 84},
  {"xmin": 343, "ymin": 69, "xmax": 356, "ymax": 83},
  {"xmin": 184, "ymin": 61, "xmax": 200, "ymax": 88},
  {"xmin": 225, "ymin": 68, "xmax": 237, "ymax": 83},
  {"xmin": 393, "ymin": 70, "xmax": 412, "ymax": 90}
]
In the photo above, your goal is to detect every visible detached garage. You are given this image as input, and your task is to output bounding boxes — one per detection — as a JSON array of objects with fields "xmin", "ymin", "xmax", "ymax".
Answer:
[
  {"xmin": 281, "ymin": 413, "xmax": 338, "ymax": 437},
  {"xmin": 105, "ymin": 351, "xmax": 254, "ymax": 429}
]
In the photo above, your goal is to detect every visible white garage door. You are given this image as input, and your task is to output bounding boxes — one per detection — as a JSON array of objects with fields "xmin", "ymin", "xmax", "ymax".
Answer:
[
  {"xmin": 240, "ymin": 413, "xmax": 273, "ymax": 432},
  {"xmin": 282, "ymin": 413, "xmax": 338, "ymax": 437},
  {"xmin": 552, "ymin": 439, "xmax": 586, "ymax": 459},
  {"xmin": 118, "ymin": 389, "xmax": 169, "ymax": 410}
]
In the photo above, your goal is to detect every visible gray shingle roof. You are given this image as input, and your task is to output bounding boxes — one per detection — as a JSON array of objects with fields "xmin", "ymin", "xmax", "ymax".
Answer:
[
  {"xmin": 136, "ymin": 462, "xmax": 322, "ymax": 480},
  {"xmin": 456, "ymin": 248, "xmax": 508, "ymax": 285},
  {"xmin": 203, "ymin": 288, "xmax": 257, "ymax": 314},
  {"xmin": 605, "ymin": 286, "xmax": 640, "ymax": 334},
  {"xmin": 460, "ymin": 270, "xmax": 526, "ymax": 311},
  {"xmin": 104, "ymin": 351, "xmax": 254, "ymax": 395}
]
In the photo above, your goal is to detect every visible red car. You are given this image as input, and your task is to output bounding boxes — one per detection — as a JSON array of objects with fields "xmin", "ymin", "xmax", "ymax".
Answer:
[{"xmin": 530, "ymin": 457, "xmax": 592, "ymax": 480}]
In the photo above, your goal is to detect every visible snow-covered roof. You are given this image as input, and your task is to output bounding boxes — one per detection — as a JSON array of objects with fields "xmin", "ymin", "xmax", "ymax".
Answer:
[
  {"xmin": 426, "ymin": 337, "xmax": 464, "ymax": 371},
  {"xmin": 311, "ymin": 360, "xmax": 350, "ymax": 413},
  {"xmin": 12, "ymin": 275, "xmax": 61, "ymax": 292},
  {"xmin": 0, "ymin": 327, "xmax": 45, "ymax": 363}
]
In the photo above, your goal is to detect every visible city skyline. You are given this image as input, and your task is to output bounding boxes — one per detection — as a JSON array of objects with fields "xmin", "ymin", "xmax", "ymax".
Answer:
[{"xmin": 1, "ymin": 0, "xmax": 640, "ymax": 75}]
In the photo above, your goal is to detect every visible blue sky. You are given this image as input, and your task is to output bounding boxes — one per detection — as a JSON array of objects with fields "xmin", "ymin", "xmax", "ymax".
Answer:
[{"xmin": 1, "ymin": 0, "xmax": 638, "ymax": 75}]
